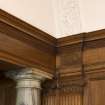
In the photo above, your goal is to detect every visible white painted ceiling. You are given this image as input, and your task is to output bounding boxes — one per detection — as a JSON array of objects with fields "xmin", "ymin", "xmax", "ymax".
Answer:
[{"xmin": 0, "ymin": 0, "xmax": 105, "ymax": 38}]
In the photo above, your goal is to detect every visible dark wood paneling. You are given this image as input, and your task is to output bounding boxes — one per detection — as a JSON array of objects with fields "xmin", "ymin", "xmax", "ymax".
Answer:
[
  {"xmin": 84, "ymin": 38, "xmax": 105, "ymax": 79},
  {"xmin": 0, "ymin": 75, "xmax": 16, "ymax": 105},
  {"xmin": 57, "ymin": 43, "xmax": 82, "ymax": 77},
  {"xmin": 57, "ymin": 29, "xmax": 105, "ymax": 80},
  {"xmin": 42, "ymin": 86, "xmax": 83, "ymax": 105},
  {"xmin": 89, "ymin": 80, "xmax": 105, "ymax": 105},
  {"xmin": 1, "ymin": 8, "xmax": 105, "ymax": 82},
  {"xmin": 2, "ymin": 8, "xmax": 105, "ymax": 105},
  {"xmin": 83, "ymin": 80, "xmax": 105, "ymax": 105},
  {"xmin": 1, "ymin": 9, "xmax": 105, "ymax": 77}
]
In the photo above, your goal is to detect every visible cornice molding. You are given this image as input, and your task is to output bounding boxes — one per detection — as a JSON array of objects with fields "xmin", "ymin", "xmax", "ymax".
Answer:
[
  {"xmin": 57, "ymin": 29, "xmax": 105, "ymax": 47},
  {"xmin": 1, "ymin": 9, "xmax": 105, "ymax": 80},
  {"xmin": 0, "ymin": 9, "xmax": 56, "ymax": 74},
  {"xmin": 1, "ymin": 9, "xmax": 105, "ymax": 46},
  {"xmin": 57, "ymin": 33, "xmax": 84, "ymax": 47},
  {"xmin": 0, "ymin": 9, "xmax": 56, "ymax": 46}
]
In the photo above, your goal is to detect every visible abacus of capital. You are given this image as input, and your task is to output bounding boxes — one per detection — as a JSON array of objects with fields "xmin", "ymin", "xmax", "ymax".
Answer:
[{"xmin": 6, "ymin": 68, "xmax": 53, "ymax": 105}]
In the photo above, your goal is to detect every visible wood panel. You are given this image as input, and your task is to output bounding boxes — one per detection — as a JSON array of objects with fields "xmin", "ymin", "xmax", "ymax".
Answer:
[
  {"xmin": 1, "ymin": 8, "xmax": 105, "ymax": 105},
  {"xmin": 0, "ymin": 75, "xmax": 16, "ymax": 105},
  {"xmin": 1, "ymin": 9, "xmax": 105, "ymax": 85},
  {"xmin": 84, "ymin": 38, "xmax": 105, "ymax": 74},
  {"xmin": 57, "ymin": 43, "xmax": 82, "ymax": 77},
  {"xmin": 42, "ymin": 86, "xmax": 82, "ymax": 105},
  {"xmin": 90, "ymin": 80, "xmax": 105, "ymax": 105},
  {"xmin": 57, "ymin": 29, "xmax": 105, "ymax": 80},
  {"xmin": 83, "ymin": 80, "xmax": 105, "ymax": 105},
  {"xmin": 57, "ymin": 33, "xmax": 84, "ymax": 78}
]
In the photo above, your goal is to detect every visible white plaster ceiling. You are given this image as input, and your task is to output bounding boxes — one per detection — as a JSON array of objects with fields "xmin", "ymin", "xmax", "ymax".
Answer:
[{"xmin": 0, "ymin": 0, "xmax": 105, "ymax": 38}]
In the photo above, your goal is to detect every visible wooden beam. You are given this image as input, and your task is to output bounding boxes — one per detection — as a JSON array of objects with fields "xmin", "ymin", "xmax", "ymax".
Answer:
[{"xmin": 0, "ymin": 9, "xmax": 56, "ymax": 74}]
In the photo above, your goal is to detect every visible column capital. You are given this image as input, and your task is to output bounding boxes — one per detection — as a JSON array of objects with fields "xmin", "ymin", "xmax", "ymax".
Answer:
[
  {"xmin": 6, "ymin": 68, "xmax": 53, "ymax": 80},
  {"xmin": 5, "ymin": 68, "xmax": 53, "ymax": 105},
  {"xmin": 6, "ymin": 68, "xmax": 53, "ymax": 88}
]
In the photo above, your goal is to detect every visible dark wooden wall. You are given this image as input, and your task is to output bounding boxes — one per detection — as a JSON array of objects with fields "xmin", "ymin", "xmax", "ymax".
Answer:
[
  {"xmin": 85, "ymin": 80, "xmax": 105, "ymax": 105},
  {"xmin": 57, "ymin": 31, "xmax": 105, "ymax": 78},
  {"xmin": 42, "ymin": 29, "xmax": 105, "ymax": 105},
  {"xmin": 0, "ymin": 76, "xmax": 16, "ymax": 105},
  {"xmin": 42, "ymin": 86, "xmax": 83, "ymax": 105},
  {"xmin": 1, "ymin": 9, "xmax": 105, "ymax": 105}
]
